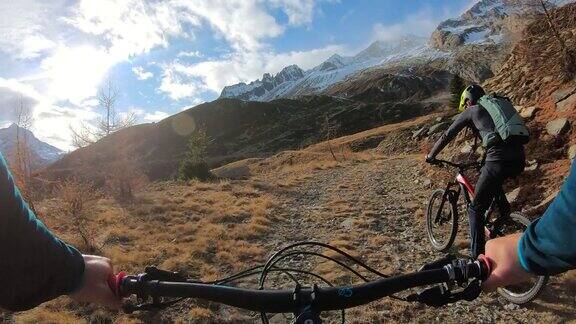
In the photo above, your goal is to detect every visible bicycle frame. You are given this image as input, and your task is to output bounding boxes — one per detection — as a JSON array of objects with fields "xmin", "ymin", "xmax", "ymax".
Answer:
[{"xmin": 435, "ymin": 168, "xmax": 497, "ymax": 225}]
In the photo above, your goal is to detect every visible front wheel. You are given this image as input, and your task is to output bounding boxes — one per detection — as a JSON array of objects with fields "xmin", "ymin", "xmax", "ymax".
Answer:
[
  {"xmin": 495, "ymin": 212, "xmax": 548, "ymax": 304},
  {"xmin": 426, "ymin": 189, "xmax": 458, "ymax": 252}
]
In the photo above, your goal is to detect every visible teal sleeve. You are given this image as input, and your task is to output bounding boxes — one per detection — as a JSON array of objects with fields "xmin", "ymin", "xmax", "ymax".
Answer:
[
  {"xmin": 0, "ymin": 153, "xmax": 85, "ymax": 311},
  {"xmin": 518, "ymin": 159, "xmax": 576, "ymax": 275}
]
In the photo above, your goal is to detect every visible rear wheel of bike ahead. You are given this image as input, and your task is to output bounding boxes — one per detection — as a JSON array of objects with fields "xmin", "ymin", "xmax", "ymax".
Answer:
[
  {"xmin": 426, "ymin": 189, "xmax": 458, "ymax": 252},
  {"xmin": 495, "ymin": 212, "xmax": 548, "ymax": 304}
]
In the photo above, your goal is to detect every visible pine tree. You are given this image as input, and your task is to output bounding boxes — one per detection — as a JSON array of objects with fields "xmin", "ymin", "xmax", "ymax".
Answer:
[
  {"xmin": 449, "ymin": 74, "xmax": 466, "ymax": 111},
  {"xmin": 178, "ymin": 128, "xmax": 212, "ymax": 181}
]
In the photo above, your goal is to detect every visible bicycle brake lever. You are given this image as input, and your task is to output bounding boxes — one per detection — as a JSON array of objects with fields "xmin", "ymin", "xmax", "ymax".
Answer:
[
  {"xmin": 418, "ymin": 255, "xmax": 457, "ymax": 271},
  {"xmin": 407, "ymin": 279, "xmax": 482, "ymax": 307},
  {"xmin": 144, "ymin": 266, "xmax": 187, "ymax": 281}
]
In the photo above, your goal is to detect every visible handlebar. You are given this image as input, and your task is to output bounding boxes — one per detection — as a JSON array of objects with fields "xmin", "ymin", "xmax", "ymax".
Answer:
[{"xmin": 115, "ymin": 258, "xmax": 488, "ymax": 314}]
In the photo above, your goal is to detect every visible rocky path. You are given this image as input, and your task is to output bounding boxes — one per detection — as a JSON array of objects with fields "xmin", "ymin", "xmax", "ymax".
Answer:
[{"xmin": 260, "ymin": 153, "xmax": 576, "ymax": 323}]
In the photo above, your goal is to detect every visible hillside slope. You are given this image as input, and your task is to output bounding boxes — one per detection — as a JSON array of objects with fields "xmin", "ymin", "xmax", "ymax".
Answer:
[{"xmin": 46, "ymin": 94, "xmax": 444, "ymax": 180}]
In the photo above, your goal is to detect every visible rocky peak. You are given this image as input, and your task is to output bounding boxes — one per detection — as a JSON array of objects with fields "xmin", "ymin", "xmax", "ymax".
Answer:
[
  {"xmin": 275, "ymin": 65, "xmax": 305, "ymax": 83},
  {"xmin": 0, "ymin": 123, "xmax": 63, "ymax": 168}
]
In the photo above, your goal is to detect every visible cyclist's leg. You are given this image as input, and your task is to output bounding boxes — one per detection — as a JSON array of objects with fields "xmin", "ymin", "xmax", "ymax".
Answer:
[
  {"xmin": 468, "ymin": 162, "xmax": 504, "ymax": 257},
  {"xmin": 493, "ymin": 161, "xmax": 526, "ymax": 228}
]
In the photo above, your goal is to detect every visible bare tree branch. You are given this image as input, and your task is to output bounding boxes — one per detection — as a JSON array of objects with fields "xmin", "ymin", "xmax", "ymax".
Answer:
[{"xmin": 70, "ymin": 78, "xmax": 136, "ymax": 148}]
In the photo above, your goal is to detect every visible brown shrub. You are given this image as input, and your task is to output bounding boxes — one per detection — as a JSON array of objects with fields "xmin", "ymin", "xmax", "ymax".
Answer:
[
  {"xmin": 56, "ymin": 178, "xmax": 99, "ymax": 252},
  {"xmin": 104, "ymin": 156, "xmax": 148, "ymax": 204}
]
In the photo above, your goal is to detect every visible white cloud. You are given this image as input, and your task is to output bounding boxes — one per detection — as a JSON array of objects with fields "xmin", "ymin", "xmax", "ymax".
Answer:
[
  {"xmin": 372, "ymin": 6, "xmax": 455, "ymax": 41},
  {"xmin": 67, "ymin": 0, "xmax": 200, "ymax": 58},
  {"xmin": 158, "ymin": 44, "xmax": 344, "ymax": 98},
  {"xmin": 173, "ymin": 0, "xmax": 284, "ymax": 51},
  {"xmin": 269, "ymin": 0, "xmax": 316, "ymax": 26},
  {"xmin": 132, "ymin": 66, "xmax": 154, "ymax": 80},
  {"xmin": 177, "ymin": 51, "xmax": 203, "ymax": 58},
  {"xmin": 39, "ymin": 45, "xmax": 116, "ymax": 105},
  {"xmin": 144, "ymin": 111, "xmax": 170, "ymax": 122},
  {"xmin": 0, "ymin": 0, "xmax": 340, "ymax": 149},
  {"xmin": 0, "ymin": 0, "xmax": 65, "ymax": 59},
  {"xmin": 0, "ymin": 77, "xmax": 99, "ymax": 151}
]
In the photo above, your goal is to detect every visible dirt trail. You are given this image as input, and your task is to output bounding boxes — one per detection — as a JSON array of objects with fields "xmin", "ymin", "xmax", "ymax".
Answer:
[{"xmin": 258, "ymin": 153, "xmax": 576, "ymax": 323}]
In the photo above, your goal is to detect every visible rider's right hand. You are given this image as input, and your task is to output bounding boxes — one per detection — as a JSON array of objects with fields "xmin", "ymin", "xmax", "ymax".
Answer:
[
  {"xmin": 69, "ymin": 255, "xmax": 122, "ymax": 309},
  {"xmin": 480, "ymin": 233, "xmax": 532, "ymax": 291}
]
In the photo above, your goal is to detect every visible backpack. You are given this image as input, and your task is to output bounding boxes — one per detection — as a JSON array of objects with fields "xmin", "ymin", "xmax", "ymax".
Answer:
[{"xmin": 477, "ymin": 94, "xmax": 530, "ymax": 148}]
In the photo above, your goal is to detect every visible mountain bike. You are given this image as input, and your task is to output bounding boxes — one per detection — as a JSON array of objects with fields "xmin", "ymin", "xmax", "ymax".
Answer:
[
  {"xmin": 109, "ymin": 242, "xmax": 490, "ymax": 324},
  {"xmin": 425, "ymin": 159, "xmax": 548, "ymax": 304}
]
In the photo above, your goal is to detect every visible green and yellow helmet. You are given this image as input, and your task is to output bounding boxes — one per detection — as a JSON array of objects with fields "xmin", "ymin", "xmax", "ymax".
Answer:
[{"xmin": 458, "ymin": 84, "xmax": 486, "ymax": 112}]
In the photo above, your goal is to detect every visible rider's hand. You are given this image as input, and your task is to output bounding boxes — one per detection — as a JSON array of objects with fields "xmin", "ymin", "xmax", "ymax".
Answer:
[
  {"xmin": 425, "ymin": 155, "xmax": 437, "ymax": 164},
  {"xmin": 480, "ymin": 233, "xmax": 532, "ymax": 291},
  {"xmin": 69, "ymin": 255, "xmax": 122, "ymax": 309}
]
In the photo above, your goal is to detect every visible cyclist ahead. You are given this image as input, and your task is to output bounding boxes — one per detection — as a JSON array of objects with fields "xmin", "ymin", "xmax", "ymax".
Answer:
[{"xmin": 426, "ymin": 85, "xmax": 529, "ymax": 258}]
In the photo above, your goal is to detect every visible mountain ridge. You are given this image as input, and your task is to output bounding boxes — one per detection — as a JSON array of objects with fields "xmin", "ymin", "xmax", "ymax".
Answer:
[
  {"xmin": 219, "ymin": 35, "xmax": 437, "ymax": 102},
  {"xmin": 0, "ymin": 123, "xmax": 64, "ymax": 168}
]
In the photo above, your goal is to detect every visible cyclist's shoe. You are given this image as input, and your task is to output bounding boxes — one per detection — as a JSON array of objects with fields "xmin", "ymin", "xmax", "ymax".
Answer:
[
  {"xmin": 489, "ymin": 215, "xmax": 514, "ymax": 238},
  {"xmin": 426, "ymin": 155, "xmax": 439, "ymax": 165}
]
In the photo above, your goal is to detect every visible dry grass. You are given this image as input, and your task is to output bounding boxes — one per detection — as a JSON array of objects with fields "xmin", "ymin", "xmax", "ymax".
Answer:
[{"xmin": 20, "ymin": 175, "xmax": 281, "ymax": 322}]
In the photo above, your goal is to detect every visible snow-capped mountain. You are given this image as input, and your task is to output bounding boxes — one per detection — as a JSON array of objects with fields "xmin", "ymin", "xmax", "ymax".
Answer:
[
  {"xmin": 220, "ymin": 35, "xmax": 441, "ymax": 101},
  {"xmin": 429, "ymin": 0, "xmax": 576, "ymax": 82},
  {"xmin": 0, "ymin": 124, "xmax": 63, "ymax": 168},
  {"xmin": 431, "ymin": 0, "xmax": 575, "ymax": 50}
]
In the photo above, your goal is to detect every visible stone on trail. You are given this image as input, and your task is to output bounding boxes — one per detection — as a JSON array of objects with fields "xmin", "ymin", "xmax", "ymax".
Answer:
[
  {"xmin": 422, "ymin": 179, "xmax": 432, "ymax": 188},
  {"xmin": 556, "ymin": 93, "xmax": 576, "ymax": 112},
  {"xmin": 412, "ymin": 127, "xmax": 427, "ymax": 139},
  {"xmin": 569, "ymin": 144, "xmax": 576, "ymax": 160},
  {"xmin": 427, "ymin": 122, "xmax": 450, "ymax": 135},
  {"xmin": 552, "ymin": 85, "xmax": 576, "ymax": 102},
  {"xmin": 526, "ymin": 159, "xmax": 538, "ymax": 171},
  {"xmin": 546, "ymin": 118, "xmax": 570, "ymax": 136},
  {"xmin": 520, "ymin": 106, "xmax": 539, "ymax": 119},
  {"xmin": 506, "ymin": 187, "xmax": 521, "ymax": 204}
]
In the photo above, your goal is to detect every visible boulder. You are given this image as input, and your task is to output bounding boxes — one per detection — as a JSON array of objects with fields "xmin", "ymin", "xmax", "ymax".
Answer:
[
  {"xmin": 412, "ymin": 127, "xmax": 427, "ymax": 139},
  {"xmin": 569, "ymin": 144, "xmax": 576, "ymax": 160},
  {"xmin": 506, "ymin": 187, "xmax": 521, "ymax": 204},
  {"xmin": 427, "ymin": 122, "xmax": 450, "ymax": 135},
  {"xmin": 526, "ymin": 159, "xmax": 538, "ymax": 171},
  {"xmin": 546, "ymin": 118, "xmax": 570, "ymax": 136},
  {"xmin": 552, "ymin": 85, "xmax": 576, "ymax": 102},
  {"xmin": 340, "ymin": 218, "xmax": 355, "ymax": 230},
  {"xmin": 525, "ymin": 163, "xmax": 539, "ymax": 171},
  {"xmin": 520, "ymin": 106, "xmax": 539, "ymax": 119},
  {"xmin": 422, "ymin": 179, "xmax": 432, "ymax": 188},
  {"xmin": 556, "ymin": 93, "xmax": 576, "ymax": 112}
]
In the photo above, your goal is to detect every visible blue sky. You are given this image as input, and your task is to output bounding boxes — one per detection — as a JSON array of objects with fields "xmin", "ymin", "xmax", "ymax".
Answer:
[{"xmin": 0, "ymin": 0, "xmax": 474, "ymax": 150}]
